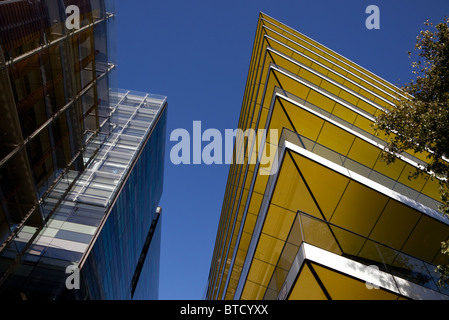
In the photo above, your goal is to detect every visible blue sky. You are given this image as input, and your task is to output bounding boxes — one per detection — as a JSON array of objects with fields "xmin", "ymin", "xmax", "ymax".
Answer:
[{"xmin": 115, "ymin": 0, "xmax": 449, "ymax": 300}]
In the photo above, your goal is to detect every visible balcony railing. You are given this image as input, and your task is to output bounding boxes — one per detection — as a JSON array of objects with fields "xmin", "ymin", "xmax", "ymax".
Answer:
[
  {"xmin": 281, "ymin": 127, "xmax": 443, "ymax": 212},
  {"xmin": 298, "ymin": 211, "xmax": 449, "ymax": 294},
  {"xmin": 266, "ymin": 210, "xmax": 449, "ymax": 299}
]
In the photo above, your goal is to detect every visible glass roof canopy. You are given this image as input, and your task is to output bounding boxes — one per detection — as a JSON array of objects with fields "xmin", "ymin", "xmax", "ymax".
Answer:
[
  {"xmin": 71, "ymin": 89, "xmax": 166, "ymax": 208},
  {"xmin": 8, "ymin": 90, "xmax": 166, "ymax": 268}
]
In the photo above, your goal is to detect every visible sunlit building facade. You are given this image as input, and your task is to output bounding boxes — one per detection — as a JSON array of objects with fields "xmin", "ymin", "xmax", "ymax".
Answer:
[
  {"xmin": 207, "ymin": 13, "xmax": 449, "ymax": 300},
  {"xmin": 0, "ymin": 0, "xmax": 167, "ymax": 299}
]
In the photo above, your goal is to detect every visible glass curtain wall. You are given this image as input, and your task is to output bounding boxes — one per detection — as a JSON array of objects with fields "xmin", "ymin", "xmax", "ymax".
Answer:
[{"xmin": 0, "ymin": 0, "xmax": 117, "ymax": 298}]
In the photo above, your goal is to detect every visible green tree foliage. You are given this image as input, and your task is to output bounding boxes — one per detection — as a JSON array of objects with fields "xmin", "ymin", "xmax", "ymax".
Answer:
[{"xmin": 374, "ymin": 16, "xmax": 449, "ymax": 288}]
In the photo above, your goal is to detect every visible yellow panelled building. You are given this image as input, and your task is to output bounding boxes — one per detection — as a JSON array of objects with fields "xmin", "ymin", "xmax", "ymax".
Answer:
[{"xmin": 206, "ymin": 13, "xmax": 449, "ymax": 300}]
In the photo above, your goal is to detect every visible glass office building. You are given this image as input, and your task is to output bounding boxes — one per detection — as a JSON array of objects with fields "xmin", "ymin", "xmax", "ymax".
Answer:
[
  {"xmin": 207, "ymin": 13, "xmax": 449, "ymax": 300},
  {"xmin": 0, "ymin": 0, "xmax": 167, "ymax": 299}
]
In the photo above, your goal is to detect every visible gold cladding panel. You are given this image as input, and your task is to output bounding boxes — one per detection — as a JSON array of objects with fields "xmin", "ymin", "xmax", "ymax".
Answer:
[
  {"xmin": 287, "ymin": 263, "xmax": 328, "ymax": 300},
  {"xmin": 330, "ymin": 180, "xmax": 389, "ymax": 237},
  {"xmin": 246, "ymin": 258, "xmax": 275, "ymax": 287},
  {"xmin": 402, "ymin": 215, "xmax": 449, "ymax": 263},
  {"xmin": 270, "ymin": 153, "xmax": 321, "ymax": 218},
  {"xmin": 290, "ymin": 151, "xmax": 350, "ymax": 221},
  {"xmin": 241, "ymin": 281, "xmax": 266, "ymax": 300},
  {"xmin": 262, "ymin": 204, "xmax": 296, "ymax": 241},
  {"xmin": 254, "ymin": 233, "xmax": 285, "ymax": 266},
  {"xmin": 369, "ymin": 199, "xmax": 421, "ymax": 249}
]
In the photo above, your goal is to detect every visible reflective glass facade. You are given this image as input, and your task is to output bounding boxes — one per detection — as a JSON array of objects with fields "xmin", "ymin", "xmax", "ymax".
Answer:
[
  {"xmin": 0, "ymin": 0, "xmax": 167, "ymax": 300},
  {"xmin": 80, "ymin": 92, "xmax": 167, "ymax": 300},
  {"xmin": 207, "ymin": 13, "xmax": 449, "ymax": 300}
]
